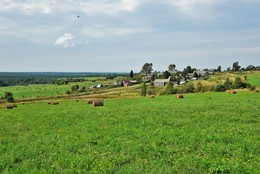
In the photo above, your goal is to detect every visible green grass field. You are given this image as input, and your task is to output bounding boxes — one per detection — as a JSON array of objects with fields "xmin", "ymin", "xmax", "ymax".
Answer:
[
  {"xmin": 0, "ymin": 80, "xmax": 107, "ymax": 99},
  {"xmin": 1, "ymin": 92, "xmax": 259, "ymax": 173},
  {"xmin": 247, "ymin": 74, "xmax": 260, "ymax": 87}
]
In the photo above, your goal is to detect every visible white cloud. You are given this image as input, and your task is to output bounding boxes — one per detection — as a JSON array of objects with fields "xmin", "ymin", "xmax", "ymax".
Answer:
[{"xmin": 55, "ymin": 33, "xmax": 75, "ymax": 47}]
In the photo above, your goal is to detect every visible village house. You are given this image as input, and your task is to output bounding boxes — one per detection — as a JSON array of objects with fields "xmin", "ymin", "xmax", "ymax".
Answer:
[
  {"xmin": 186, "ymin": 72, "xmax": 195, "ymax": 79},
  {"xmin": 154, "ymin": 77, "xmax": 171, "ymax": 87},
  {"xmin": 196, "ymin": 70, "xmax": 207, "ymax": 77}
]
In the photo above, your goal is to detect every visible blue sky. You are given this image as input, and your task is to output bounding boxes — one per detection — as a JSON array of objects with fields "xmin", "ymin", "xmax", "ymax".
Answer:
[{"xmin": 1, "ymin": 0, "xmax": 260, "ymax": 72}]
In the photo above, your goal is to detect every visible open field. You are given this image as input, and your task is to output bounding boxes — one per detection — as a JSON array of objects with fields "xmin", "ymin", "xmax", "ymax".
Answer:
[
  {"xmin": 0, "ymin": 78, "xmax": 112, "ymax": 99},
  {"xmin": 1, "ymin": 92, "xmax": 259, "ymax": 173}
]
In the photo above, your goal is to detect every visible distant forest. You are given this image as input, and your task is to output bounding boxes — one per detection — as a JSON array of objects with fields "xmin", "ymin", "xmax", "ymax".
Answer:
[{"xmin": 0, "ymin": 72, "xmax": 126, "ymax": 87}]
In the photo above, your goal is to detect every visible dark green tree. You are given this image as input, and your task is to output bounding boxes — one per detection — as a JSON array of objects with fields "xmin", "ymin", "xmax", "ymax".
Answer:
[
  {"xmin": 140, "ymin": 63, "xmax": 153, "ymax": 76},
  {"xmin": 162, "ymin": 71, "xmax": 171, "ymax": 79},
  {"xmin": 71, "ymin": 85, "xmax": 79, "ymax": 91},
  {"xmin": 232, "ymin": 61, "xmax": 241, "ymax": 71},
  {"xmin": 246, "ymin": 65, "xmax": 255, "ymax": 71},
  {"xmin": 232, "ymin": 77, "xmax": 243, "ymax": 89},
  {"xmin": 194, "ymin": 71, "xmax": 199, "ymax": 78},
  {"xmin": 186, "ymin": 66, "xmax": 192, "ymax": 73},
  {"xmin": 168, "ymin": 64, "xmax": 176, "ymax": 71},
  {"xmin": 130, "ymin": 70, "xmax": 134, "ymax": 78},
  {"xmin": 66, "ymin": 90, "xmax": 71, "ymax": 95},
  {"xmin": 216, "ymin": 65, "xmax": 221, "ymax": 72},
  {"xmin": 214, "ymin": 84, "xmax": 226, "ymax": 92},
  {"xmin": 4, "ymin": 92, "xmax": 14, "ymax": 103},
  {"xmin": 140, "ymin": 82, "xmax": 147, "ymax": 96}
]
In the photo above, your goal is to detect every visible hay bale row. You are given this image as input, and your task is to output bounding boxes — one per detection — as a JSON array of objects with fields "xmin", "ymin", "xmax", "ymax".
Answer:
[{"xmin": 176, "ymin": 94, "xmax": 184, "ymax": 99}]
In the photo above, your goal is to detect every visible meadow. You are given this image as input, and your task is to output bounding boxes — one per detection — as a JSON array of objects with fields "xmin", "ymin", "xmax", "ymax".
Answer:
[
  {"xmin": 0, "ymin": 92, "xmax": 259, "ymax": 173},
  {"xmin": 0, "ymin": 77, "xmax": 108, "ymax": 99}
]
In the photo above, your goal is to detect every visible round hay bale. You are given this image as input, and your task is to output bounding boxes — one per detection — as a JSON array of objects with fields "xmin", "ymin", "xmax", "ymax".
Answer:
[
  {"xmin": 229, "ymin": 90, "xmax": 237, "ymax": 94},
  {"xmin": 150, "ymin": 95, "xmax": 155, "ymax": 98},
  {"xmin": 93, "ymin": 100, "xmax": 104, "ymax": 107},
  {"xmin": 87, "ymin": 100, "xmax": 93, "ymax": 104},
  {"xmin": 176, "ymin": 94, "xmax": 184, "ymax": 99},
  {"xmin": 6, "ymin": 105, "xmax": 13, "ymax": 109},
  {"xmin": 52, "ymin": 102, "xmax": 59, "ymax": 105}
]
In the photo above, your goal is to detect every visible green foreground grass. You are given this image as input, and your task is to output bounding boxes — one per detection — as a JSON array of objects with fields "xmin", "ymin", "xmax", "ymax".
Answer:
[{"xmin": 1, "ymin": 92, "xmax": 260, "ymax": 173}]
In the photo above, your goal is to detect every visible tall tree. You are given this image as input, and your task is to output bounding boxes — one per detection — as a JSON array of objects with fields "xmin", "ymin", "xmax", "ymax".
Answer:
[
  {"xmin": 216, "ymin": 65, "xmax": 221, "ymax": 72},
  {"xmin": 162, "ymin": 71, "xmax": 171, "ymax": 79},
  {"xmin": 140, "ymin": 63, "xmax": 153, "ymax": 76},
  {"xmin": 232, "ymin": 61, "xmax": 241, "ymax": 71},
  {"xmin": 130, "ymin": 70, "xmax": 134, "ymax": 78},
  {"xmin": 168, "ymin": 64, "xmax": 176, "ymax": 71},
  {"xmin": 186, "ymin": 66, "xmax": 192, "ymax": 73}
]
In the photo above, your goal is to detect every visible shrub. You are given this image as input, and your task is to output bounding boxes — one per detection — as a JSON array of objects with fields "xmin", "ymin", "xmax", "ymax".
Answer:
[
  {"xmin": 66, "ymin": 90, "xmax": 71, "ymax": 95},
  {"xmin": 147, "ymin": 82, "xmax": 156, "ymax": 95},
  {"xmin": 184, "ymin": 83, "xmax": 195, "ymax": 93},
  {"xmin": 140, "ymin": 82, "xmax": 147, "ymax": 97},
  {"xmin": 165, "ymin": 82, "xmax": 174, "ymax": 95},
  {"xmin": 195, "ymin": 82, "xmax": 204, "ymax": 93},
  {"xmin": 71, "ymin": 85, "xmax": 79, "ymax": 91},
  {"xmin": 232, "ymin": 77, "xmax": 244, "ymax": 89},
  {"xmin": 6, "ymin": 96, "xmax": 15, "ymax": 103},
  {"xmin": 250, "ymin": 85, "xmax": 256, "ymax": 91},
  {"xmin": 214, "ymin": 84, "xmax": 226, "ymax": 92},
  {"xmin": 224, "ymin": 78, "xmax": 232, "ymax": 90},
  {"xmin": 4, "ymin": 92, "xmax": 15, "ymax": 102}
]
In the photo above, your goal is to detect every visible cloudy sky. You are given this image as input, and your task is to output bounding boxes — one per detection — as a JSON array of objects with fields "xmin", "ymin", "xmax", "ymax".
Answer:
[{"xmin": 1, "ymin": 0, "xmax": 260, "ymax": 72}]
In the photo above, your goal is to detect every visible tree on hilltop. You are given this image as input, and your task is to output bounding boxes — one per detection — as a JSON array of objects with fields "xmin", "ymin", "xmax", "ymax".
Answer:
[
  {"xmin": 232, "ymin": 61, "xmax": 241, "ymax": 71},
  {"xmin": 140, "ymin": 63, "xmax": 153, "ymax": 76},
  {"xmin": 168, "ymin": 64, "xmax": 176, "ymax": 71}
]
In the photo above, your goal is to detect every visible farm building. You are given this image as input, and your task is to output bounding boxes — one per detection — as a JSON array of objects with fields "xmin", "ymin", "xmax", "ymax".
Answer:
[
  {"xmin": 154, "ymin": 77, "xmax": 170, "ymax": 87},
  {"xmin": 196, "ymin": 70, "xmax": 207, "ymax": 76},
  {"xmin": 123, "ymin": 80, "xmax": 138, "ymax": 86},
  {"xmin": 186, "ymin": 72, "xmax": 195, "ymax": 79}
]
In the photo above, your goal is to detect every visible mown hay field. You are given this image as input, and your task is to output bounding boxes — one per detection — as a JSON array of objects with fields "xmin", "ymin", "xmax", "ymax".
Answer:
[{"xmin": 0, "ymin": 92, "xmax": 259, "ymax": 173}]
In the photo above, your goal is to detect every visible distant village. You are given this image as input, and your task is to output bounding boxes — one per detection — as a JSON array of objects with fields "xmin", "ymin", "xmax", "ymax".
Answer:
[{"xmin": 89, "ymin": 62, "xmax": 260, "ymax": 89}]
